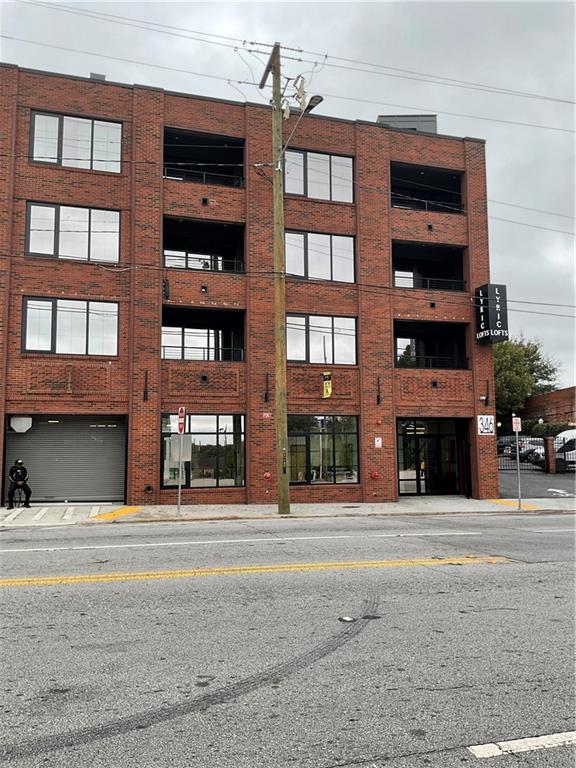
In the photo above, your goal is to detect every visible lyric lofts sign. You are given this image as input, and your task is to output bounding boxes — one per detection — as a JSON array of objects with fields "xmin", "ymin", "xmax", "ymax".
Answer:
[{"xmin": 475, "ymin": 284, "xmax": 509, "ymax": 344}]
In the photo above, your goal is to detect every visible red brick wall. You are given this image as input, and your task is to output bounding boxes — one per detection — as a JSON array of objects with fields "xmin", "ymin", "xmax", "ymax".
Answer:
[
  {"xmin": 521, "ymin": 387, "xmax": 576, "ymax": 424},
  {"xmin": 0, "ymin": 64, "xmax": 498, "ymax": 504}
]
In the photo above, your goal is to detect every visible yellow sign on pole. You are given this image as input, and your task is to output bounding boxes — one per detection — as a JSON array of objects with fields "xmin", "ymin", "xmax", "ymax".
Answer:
[{"xmin": 322, "ymin": 372, "xmax": 332, "ymax": 398}]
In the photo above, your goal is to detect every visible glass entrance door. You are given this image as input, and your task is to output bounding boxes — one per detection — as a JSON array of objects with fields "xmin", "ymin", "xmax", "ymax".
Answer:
[{"xmin": 397, "ymin": 419, "xmax": 462, "ymax": 495}]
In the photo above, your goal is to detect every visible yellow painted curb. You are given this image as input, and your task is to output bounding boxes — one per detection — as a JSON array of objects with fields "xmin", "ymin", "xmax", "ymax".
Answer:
[
  {"xmin": 91, "ymin": 506, "xmax": 143, "ymax": 521},
  {"xmin": 0, "ymin": 555, "xmax": 509, "ymax": 588},
  {"xmin": 488, "ymin": 499, "xmax": 541, "ymax": 511}
]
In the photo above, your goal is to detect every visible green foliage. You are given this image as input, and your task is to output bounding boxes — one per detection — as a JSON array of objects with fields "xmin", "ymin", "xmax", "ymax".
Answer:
[
  {"xmin": 530, "ymin": 421, "xmax": 573, "ymax": 438},
  {"xmin": 494, "ymin": 336, "xmax": 559, "ymax": 420}
]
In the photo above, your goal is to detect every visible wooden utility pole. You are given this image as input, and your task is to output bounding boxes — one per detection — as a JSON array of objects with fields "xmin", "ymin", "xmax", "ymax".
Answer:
[{"xmin": 260, "ymin": 43, "xmax": 290, "ymax": 515}]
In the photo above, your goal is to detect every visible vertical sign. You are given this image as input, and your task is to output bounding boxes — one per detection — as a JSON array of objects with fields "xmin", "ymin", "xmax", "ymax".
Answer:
[
  {"xmin": 512, "ymin": 414, "xmax": 522, "ymax": 510},
  {"xmin": 475, "ymin": 284, "xmax": 509, "ymax": 344},
  {"xmin": 177, "ymin": 407, "xmax": 186, "ymax": 513},
  {"xmin": 322, "ymin": 372, "xmax": 332, "ymax": 398},
  {"xmin": 512, "ymin": 416, "xmax": 522, "ymax": 433}
]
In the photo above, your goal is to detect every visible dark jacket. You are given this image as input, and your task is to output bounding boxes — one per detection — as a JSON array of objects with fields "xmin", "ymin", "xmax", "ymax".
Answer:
[{"xmin": 8, "ymin": 465, "xmax": 29, "ymax": 484}]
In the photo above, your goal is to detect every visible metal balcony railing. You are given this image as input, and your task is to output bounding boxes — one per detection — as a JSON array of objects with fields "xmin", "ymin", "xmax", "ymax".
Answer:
[
  {"xmin": 164, "ymin": 252, "xmax": 244, "ymax": 273},
  {"xmin": 162, "ymin": 346, "xmax": 244, "ymax": 362},
  {"xmin": 393, "ymin": 274, "xmax": 466, "ymax": 291},
  {"xmin": 391, "ymin": 191, "xmax": 464, "ymax": 214},
  {"xmin": 163, "ymin": 164, "xmax": 244, "ymax": 188},
  {"xmin": 395, "ymin": 354, "xmax": 468, "ymax": 370}
]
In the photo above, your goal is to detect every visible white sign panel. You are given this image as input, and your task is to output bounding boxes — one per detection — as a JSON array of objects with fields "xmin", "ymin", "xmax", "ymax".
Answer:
[
  {"xmin": 374, "ymin": 436, "xmax": 382, "ymax": 448},
  {"xmin": 477, "ymin": 415, "xmax": 495, "ymax": 435},
  {"xmin": 512, "ymin": 417, "xmax": 522, "ymax": 433}
]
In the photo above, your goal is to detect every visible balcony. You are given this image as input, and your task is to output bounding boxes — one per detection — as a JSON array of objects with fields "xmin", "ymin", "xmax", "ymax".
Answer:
[
  {"xmin": 393, "ymin": 242, "xmax": 466, "ymax": 292},
  {"xmin": 391, "ymin": 162, "xmax": 463, "ymax": 214},
  {"xmin": 164, "ymin": 217, "xmax": 244, "ymax": 274},
  {"xmin": 395, "ymin": 321, "xmax": 468, "ymax": 370},
  {"xmin": 163, "ymin": 128, "xmax": 244, "ymax": 188},
  {"xmin": 161, "ymin": 308, "xmax": 245, "ymax": 362}
]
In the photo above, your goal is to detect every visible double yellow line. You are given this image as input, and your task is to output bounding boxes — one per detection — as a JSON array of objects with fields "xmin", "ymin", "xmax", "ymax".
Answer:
[{"xmin": 0, "ymin": 555, "xmax": 508, "ymax": 588}]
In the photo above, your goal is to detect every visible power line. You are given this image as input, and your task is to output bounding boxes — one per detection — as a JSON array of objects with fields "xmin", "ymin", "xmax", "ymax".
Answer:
[
  {"xmin": 2, "ymin": 34, "xmax": 572, "ymax": 135},
  {"xmin": 6, "ymin": 251, "xmax": 574, "ymax": 315},
  {"xmin": 320, "ymin": 91, "xmax": 574, "ymax": 134},
  {"xmin": 19, "ymin": 1, "xmax": 574, "ymax": 106}
]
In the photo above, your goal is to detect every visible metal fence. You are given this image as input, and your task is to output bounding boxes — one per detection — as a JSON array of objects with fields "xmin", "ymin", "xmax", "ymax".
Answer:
[{"xmin": 497, "ymin": 436, "xmax": 575, "ymax": 473}]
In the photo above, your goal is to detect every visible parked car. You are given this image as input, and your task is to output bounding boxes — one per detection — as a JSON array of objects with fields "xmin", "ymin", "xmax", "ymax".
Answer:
[
  {"xmin": 519, "ymin": 439, "xmax": 544, "ymax": 463},
  {"xmin": 530, "ymin": 430, "xmax": 576, "ymax": 472},
  {"xmin": 497, "ymin": 436, "xmax": 516, "ymax": 455}
]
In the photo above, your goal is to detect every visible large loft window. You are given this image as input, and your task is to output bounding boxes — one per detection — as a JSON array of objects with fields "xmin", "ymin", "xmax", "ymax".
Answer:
[
  {"xmin": 394, "ymin": 321, "xmax": 468, "ymax": 370},
  {"xmin": 288, "ymin": 415, "xmax": 359, "ymax": 485},
  {"xmin": 391, "ymin": 162, "xmax": 463, "ymax": 214},
  {"xmin": 161, "ymin": 414, "xmax": 245, "ymax": 488},
  {"xmin": 392, "ymin": 241, "xmax": 465, "ymax": 291},
  {"xmin": 164, "ymin": 218, "xmax": 244, "ymax": 273},
  {"xmin": 164, "ymin": 128, "xmax": 244, "ymax": 188},
  {"xmin": 23, "ymin": 298, "xmax": 118, "ymax": 356},
  {"xmin": 285, "ymin": 231, "xmax": 354, "ymax": 283},
  {"xmin": 287, "ymin": 314, "xmax": 356, "ymax": 365},
  {"xmin": 26, "ymin": 203, "xmax": 120, "ymax": 263},
  {"xmin": 30, "ymin": 112, "xmax": 122, "ymax": 173},
  {"xmin": 285, "ymin": 150, "xmax": 354, "ymax": 203},
  {"xmin": 161, "ymin": 308, "xmax": 244, "ymax": 362}
]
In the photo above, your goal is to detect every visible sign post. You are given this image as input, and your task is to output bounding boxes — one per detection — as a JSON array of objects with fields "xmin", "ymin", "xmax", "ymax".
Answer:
[
  {"xmin": 512, "ymin": 414, "xmax": 522, "ymax": 510},
  {"xmin": 177, "ymin": 406, "xmax": 186, "ymax": 514}
]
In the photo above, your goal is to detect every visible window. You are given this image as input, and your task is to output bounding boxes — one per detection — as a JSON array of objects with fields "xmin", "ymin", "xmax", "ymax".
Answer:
[
  {"xmin": 285, "ymin": 232, "xmax": 354, "ymax": 283},
  {"xmin": 287, "ymin": 315, "xmax": 356, "ymax": 364},
  {"xmin": 285, "ymin": 150, "xmax": 353, "ymax": 202},
  {"xmin": 27, "ymin": 203, "xmax": 120, "ymax": 263},
  {"xmin": 288, "ymin": 415, "xmax": 359, "ymax": 485},
  {"xmin": 161, "ymin": 414, "xmax": 245, "ymax": 488},
  {"xmin": 31, "ymin": 112, "xmax": 122, "ymax": 173},
  {"xmin": 23, "ymin": 298, "xmax": 118, "ymax": 356}
]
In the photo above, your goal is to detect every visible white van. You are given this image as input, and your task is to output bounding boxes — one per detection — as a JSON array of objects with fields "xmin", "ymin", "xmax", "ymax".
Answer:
[{"xmin": 554, "ymin": 429, "xmax": 576, "ymax": 472}]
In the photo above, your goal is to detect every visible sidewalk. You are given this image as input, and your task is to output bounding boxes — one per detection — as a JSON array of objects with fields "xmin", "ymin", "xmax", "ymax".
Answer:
[{"xmin": 0, "ymin": 496, "xmax": 574, "ymax": 528}]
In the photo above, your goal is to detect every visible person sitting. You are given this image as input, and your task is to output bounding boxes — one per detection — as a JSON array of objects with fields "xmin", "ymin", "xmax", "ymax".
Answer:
[{"xmin": 7, "ymin": 459, "xmax": 32, "ymax": 509}]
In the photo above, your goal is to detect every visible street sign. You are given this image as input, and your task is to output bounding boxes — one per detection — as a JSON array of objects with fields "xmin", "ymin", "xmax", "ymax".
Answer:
[
  {"xmin": 477, "ymin": 415, "xmax": 495, "ymax": 435},
  {"xmin": 512, "ymin": 416, "xmax": 522, "ymax": 433},
  {"xmin": 177, "ymin": 406, "xmax": 186, "ymax": 434}
]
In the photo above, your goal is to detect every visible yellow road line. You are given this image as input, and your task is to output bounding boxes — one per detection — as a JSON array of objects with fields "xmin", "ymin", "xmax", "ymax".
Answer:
[
  {"xmin": 91, "ymin": 506, "xmax": 142, "ymax": 521},
  {"xmin": 0, "ymin": 555, "xmax": 508, "ymax": 588},
  {"xmin": 488, "ymin": 499, "xmax": 541, "ymax": 511}
]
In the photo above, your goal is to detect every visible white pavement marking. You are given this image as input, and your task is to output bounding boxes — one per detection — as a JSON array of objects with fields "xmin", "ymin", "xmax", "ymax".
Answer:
[
  {"xmin": 3, "ymin": 508, "xmax": 24, "ymax": 523},
  {"xmin": 63, "ymin": 507, "xmax": 75, "ymax": 520},
  {"xmin": 89, "ymin": 506, "xmax": 101, "ymax": 517},
  {"xmin": 529, "ymin": 528, "xmax": 575, "ymax": 533},
  {"xmin": 32, "ymin": 508, "xmax": 49, "ymax": 521},
  {"xmin": 547, "ymin": 488, "xmax": 572, "ymax": 496},
  {"xmin": 467, "ymin": 730, "xmax": 576, "ymax": 758},
  {"xmin": 0, "ymin": 530, "xmax": 483, "ymax": 553}
]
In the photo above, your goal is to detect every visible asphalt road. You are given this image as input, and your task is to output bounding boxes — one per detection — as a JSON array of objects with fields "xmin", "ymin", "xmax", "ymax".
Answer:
[
  {"xmin": 1, "ymin": 512, "xmax": 574, "ymax": 767},
  {"xmin": 498, "ymin": 469, "xmax": 575, "ymax": 499}
]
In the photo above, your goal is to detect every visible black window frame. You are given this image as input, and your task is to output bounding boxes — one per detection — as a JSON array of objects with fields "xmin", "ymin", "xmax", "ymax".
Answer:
[
  {"xmin": 288, "ymin": 414, "xmax": 359, "ymax": 485},
  {"xmin": 25, "ymin": 202, "xmax": 121, "ymax": 263},
  {"xmin": 22, "ymin": 296, "xmax": 119, "ymax": 357},
  {"xmin": 285, "ymin": 230, "xmax": 355, "ymax": 283},
  {"xmin": 284, "ymin": 149, "xmax": 355, "ymax": 203},
  {"xmin": 160, "ymin": 413, "xmax": 246, "ymax": 489},
  {"xmin": 29, "ymin": 111, "xmax": 123, "ymax": 173},
  {"xmin": 286, "ymin": 313, "xmax": 357, "ymax": 365}
]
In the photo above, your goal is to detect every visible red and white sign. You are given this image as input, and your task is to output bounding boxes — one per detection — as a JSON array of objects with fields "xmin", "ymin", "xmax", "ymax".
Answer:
[
  {"xmin": 177, "ymin": 406, "xmax": 186, "ymax": 434},
  {"xmin": 512, "ymin": 416, "xmax": 522, "ymax": 433}
]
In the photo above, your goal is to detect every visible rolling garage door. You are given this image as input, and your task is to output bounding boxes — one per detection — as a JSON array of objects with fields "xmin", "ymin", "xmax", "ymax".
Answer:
[{"xmin": 5, "ymin": 416, "xmax": 126, "ymax": 502}]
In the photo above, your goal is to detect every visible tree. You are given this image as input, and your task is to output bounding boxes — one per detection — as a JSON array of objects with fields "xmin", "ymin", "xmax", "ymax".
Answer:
[{"xmin": 493, "ymin": 336, "xmax": 559, "ymax": 421}]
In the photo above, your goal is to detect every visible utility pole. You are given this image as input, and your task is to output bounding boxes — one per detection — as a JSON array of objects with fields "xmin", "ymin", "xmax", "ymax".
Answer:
[{"xmin": 260, "ymin": 43, "xmax": 290, "ymax": 515}]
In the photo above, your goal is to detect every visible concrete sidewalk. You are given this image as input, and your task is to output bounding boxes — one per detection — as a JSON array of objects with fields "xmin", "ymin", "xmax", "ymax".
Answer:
[{"xmin": 0, "ymin": 496, "xmax": 574, "ymax": 528}]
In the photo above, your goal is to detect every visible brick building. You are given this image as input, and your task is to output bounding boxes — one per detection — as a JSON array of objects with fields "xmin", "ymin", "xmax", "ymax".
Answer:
[
  {"xmin": 0, "ymin": 64, "xmax": 499, "ymax": 506},
  {"xmin": 521, "ymin": 387, "xmax": 576, "ymax": 426}
]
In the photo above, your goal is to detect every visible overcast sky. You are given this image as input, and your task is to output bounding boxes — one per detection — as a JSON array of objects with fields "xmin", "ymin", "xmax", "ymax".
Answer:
[{"xmin": 1, "ymin": 0, "xmax": 574, "ymax": 387}]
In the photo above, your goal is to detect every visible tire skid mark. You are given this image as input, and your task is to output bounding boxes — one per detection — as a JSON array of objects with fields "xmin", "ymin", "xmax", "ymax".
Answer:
[{"xmin": 0, "ymin": 594, "xmax": 378, "ymax": 761}]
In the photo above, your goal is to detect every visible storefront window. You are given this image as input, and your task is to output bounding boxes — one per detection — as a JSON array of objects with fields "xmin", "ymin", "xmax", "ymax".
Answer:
[
  {"xmin": 161, "ymin": 414, "xmax": 245, "ymax": 488},
  {"xmin": 288, "ymin": 415, "xmax": 358, "ymax": 484}
]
